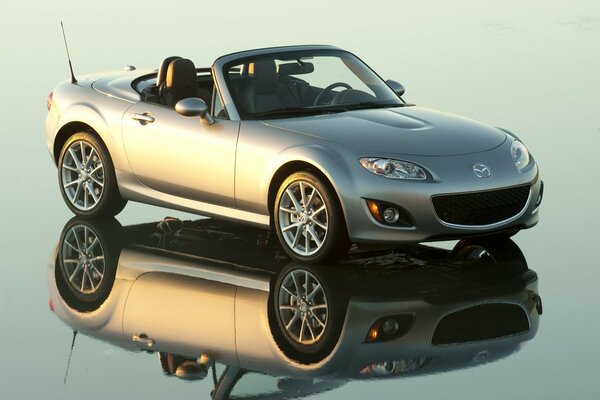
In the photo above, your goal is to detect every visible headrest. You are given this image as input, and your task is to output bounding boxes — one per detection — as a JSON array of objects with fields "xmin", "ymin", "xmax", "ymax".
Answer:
[
  {"xmin": 166, "ymin": 58, "xmax": 197, "ymax": 88},
  {"xmin": 250, "ymin": 59, "xmax": 278, "ymax": 92},
  {"xmin": 157, "ymin": 56, "xmax": 181, "ymax": 87}
]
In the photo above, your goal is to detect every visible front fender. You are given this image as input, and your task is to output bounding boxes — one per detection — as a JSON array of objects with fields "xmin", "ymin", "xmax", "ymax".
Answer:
[
  {"xmin": 233, "ymin": 121, "xmax": 361, "ymax": 226},
  {"xmin": 262, "ymin": 144, "xmax": 357, "ymax": 220}
]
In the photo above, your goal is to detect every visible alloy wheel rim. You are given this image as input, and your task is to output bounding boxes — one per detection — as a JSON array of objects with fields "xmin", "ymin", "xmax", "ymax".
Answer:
[
  {"xmin": 61, "ymin": 224, "xmax": 105, "ymax": 294},
  {"xmin": 278, "ymin": 269, "xmax": 328, "ymax": 345},
  {"xmin": 278, "ymin": 181, "xmax": 328, "ymax": 256},
  {"xmin": 61, "ymin": 141, "xmax": 104, "ymax": 211}
]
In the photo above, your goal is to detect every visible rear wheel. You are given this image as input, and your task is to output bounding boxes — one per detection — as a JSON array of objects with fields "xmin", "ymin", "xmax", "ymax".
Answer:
[
  {"xmin": 274, "ymin": 172, "xmax": 349, "ymax": 262},
  {"xmin": 58, "ymin": 132, "xmax": 127, "ymax": 218},
  {"xmin": 55, "ymin": 218, "xmax": 123, "ymax": 312}
]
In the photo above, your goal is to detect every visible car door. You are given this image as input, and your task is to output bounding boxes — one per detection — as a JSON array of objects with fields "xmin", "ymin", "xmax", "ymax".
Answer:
[
  {"xmin": 122, "ymin": 272, "xmax": 237, "ymax": 357},
  {"xmin": 122, "ymin": 101, "xmax": 239, "ymax": 207}
]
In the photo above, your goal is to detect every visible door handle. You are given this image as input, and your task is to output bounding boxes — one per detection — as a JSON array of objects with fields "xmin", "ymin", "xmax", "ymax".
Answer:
[
  {"xmin": 132, "ymin": 333, "xmax": 155, "ymax": 348},
  {"xmin": 132, "ymin": 112, "xmax": 155, "ymax": 125}
]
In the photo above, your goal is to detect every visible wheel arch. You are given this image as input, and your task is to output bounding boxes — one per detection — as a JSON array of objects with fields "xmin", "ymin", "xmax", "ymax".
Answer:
[
  {"xmin": 267, "ymin": 160, "xmax": 346, "ymax": 225},
  {"xmin": 53, "ymin": 121, "xmax": 103, "ymax": 163},
  {"xmin": 54, "ymin": 112, "xmax": 129, "ymax": 217},
  {"xmin": 51, "ymin": 101, "xmax": 126, "ymax": 170}
]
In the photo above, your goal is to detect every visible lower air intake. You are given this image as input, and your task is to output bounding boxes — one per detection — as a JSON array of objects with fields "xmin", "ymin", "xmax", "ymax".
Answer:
[
  {"xmin": 432, "ymin": 185, "xmax": 530, "ymax": 226},
  {"xmin": 432, "ymin": 303, "xmax": 529, "ymax": 345}
]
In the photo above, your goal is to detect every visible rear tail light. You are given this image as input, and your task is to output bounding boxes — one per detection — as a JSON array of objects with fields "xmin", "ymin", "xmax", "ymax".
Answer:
[
  {"xmin": 47, "ymin": 92, "xmax": 53, "ymax": 111},
  {"xmin": 49, "ymin": 298, "xmax": 54, "ymax": 312}
]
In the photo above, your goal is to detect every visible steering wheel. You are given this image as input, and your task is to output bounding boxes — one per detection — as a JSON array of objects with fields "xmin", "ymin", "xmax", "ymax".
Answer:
[{"xmin": 313, "ymin": 82, "xmax": 352, "ymax": 106}]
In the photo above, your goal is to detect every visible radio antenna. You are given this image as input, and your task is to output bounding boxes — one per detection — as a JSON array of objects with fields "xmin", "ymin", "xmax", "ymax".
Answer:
[
  {"xmin": 60, "ymin": 21, "xmax": 77, "ymax": 84},
  {"xmin": 63, "ymin": 330, "xmax": 78, "ymax": 384}
]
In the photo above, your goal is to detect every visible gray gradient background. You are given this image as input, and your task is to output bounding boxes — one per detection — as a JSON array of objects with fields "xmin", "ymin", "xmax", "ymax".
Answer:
[{"xmin": 0, "ymin": 0, "xmax": 599, "ymax": 398}]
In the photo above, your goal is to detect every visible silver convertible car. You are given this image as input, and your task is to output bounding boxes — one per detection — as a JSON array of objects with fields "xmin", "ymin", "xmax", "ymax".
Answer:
[{"xmin": 45, "ymin": 45, "xmax": 543, "ymax": 262}]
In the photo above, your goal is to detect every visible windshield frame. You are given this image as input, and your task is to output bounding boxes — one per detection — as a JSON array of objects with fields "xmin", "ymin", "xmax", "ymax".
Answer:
[{"xmin": 217, "ymin": 47, "xmax": 404, "ymax": 121}]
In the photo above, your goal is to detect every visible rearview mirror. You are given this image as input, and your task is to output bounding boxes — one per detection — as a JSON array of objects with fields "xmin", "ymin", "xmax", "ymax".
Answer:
[
  {"xmin": 175, "ymin": 97, "xmax": 215, "ymax": 125},
  {"xmin": 277, "ymin": 62, "xmax": 315, "ymax": 76},
  {"xmin": 386, "ymin": 80, "xmax": 405, "ymax": 97}
]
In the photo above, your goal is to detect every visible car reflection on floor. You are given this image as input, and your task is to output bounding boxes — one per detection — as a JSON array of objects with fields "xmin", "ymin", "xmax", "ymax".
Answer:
[{"xmin": 48, "ymin": 217, "xmax": 542, "ymax": 399}]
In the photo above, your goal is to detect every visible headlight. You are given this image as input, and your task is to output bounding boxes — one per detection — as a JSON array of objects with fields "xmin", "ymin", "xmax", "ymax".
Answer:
[
  {"xmin": 359, "ymin": 158, "xmax": 427, "ymax": 180},
  {"xmin": 511, "ymin": 141, "xmax": 530, "ymax": 171},
  {"xmin": 359, "ymin": 358, "xmax": 431, "ymax": 376}
]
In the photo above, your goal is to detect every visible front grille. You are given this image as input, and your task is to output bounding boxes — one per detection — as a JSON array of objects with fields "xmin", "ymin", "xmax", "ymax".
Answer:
[
  {"xmin": 432, "ymin": 303, "xmax": 529, "ymax": 345},
  {"xmin": 432, "ymin": 185, "xmax": 530, "ymax": 226}
]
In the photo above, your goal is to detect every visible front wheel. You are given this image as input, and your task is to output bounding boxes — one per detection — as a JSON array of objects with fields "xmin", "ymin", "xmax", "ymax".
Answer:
[
  {"xmin": 274, "ymin": 171, "xmax": 349, "ymax": 263},
  {"xmin": 58, "ymin": 132, "xmax": 127, "ymax": 217},
  {"xmin": 271, "ymin": 265, "xmax": 347, "ymax": 363},
  {"xmin": 452, "ymin": 238, "xmax": 527, "ymax": 269}
]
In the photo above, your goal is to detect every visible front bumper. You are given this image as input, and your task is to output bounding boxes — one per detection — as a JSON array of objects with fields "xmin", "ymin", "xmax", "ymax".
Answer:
[{"xmin": 341, "ymin": 148, "xmax": 542, "ymax": 244}]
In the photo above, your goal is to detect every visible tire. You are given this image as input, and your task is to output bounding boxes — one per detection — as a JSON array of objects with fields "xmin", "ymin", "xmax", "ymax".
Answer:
[
  {"xmin": 274, "ymin": 171, "xmax": 349, "ymax": 263},
  {"xmin": 270, "ymin": 264, "xmax": 347, "ymax": 363},
  {"xmin": 55, "ymin": 217, "xmax": 123, "ymax": 312},
  {"xmin": 452, "ymin": 238, "xmax": 527, "ymax": 268},
  {"xmin": 58, "ymin": 131, "xmax": 127, "ymax": 218}
]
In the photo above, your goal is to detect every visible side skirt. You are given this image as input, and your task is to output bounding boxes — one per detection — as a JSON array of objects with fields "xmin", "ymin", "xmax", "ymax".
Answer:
[{"xmin": 116, "ymin": 170, "xmax": 270, "ymax": 228}]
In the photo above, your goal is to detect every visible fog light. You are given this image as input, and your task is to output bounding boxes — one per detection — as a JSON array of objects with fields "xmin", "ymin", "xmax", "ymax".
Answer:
[
  {"xmin": 365, "ymin": 314, "xmax": 415, "ymax": 343},
  {"xmin": 382, "ymin": 319, "xmax": 400, "ymax": 335},
  {"xmin": 365, "ymin": 199, "xmax": 414, "ymax": 227},
  {"xmin": 383, "ymin": 208, "xmax": 400, "ymax": 224}
]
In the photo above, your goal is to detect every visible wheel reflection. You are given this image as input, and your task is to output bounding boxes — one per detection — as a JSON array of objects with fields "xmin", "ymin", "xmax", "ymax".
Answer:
[{"xmin": 48, "ymin": 217, "xmax": 542, "ymax": 399}]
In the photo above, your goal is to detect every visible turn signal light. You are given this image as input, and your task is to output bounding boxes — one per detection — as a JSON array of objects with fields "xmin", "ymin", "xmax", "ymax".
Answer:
[
  {"xmin": 366, "ymin": 200, "xmax": 382, "ymax": 222},
  {"xmin": 367, "ymin": 326, "xmax": 379, "ymax": 342}
]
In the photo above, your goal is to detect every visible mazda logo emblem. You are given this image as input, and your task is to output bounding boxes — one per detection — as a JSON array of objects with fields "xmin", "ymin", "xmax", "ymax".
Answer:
[{"xmin": 473, "ymin": 163, "xmax": 491, "ymax": 178}]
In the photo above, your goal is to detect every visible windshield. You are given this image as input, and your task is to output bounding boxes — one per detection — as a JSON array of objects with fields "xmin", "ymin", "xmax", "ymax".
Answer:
[{"xmin": 224, "ymin": 50, "xmax": 404, "ymax": 119}]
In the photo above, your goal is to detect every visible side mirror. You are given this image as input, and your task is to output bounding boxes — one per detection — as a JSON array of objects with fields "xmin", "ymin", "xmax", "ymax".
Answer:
[
  {"xmin": 175, "ymin": 97, "xmax": 215, "ymax": 125},
  {"xmin": 386, "ymin": 80, "xmax": 405, "ymax": 97}
]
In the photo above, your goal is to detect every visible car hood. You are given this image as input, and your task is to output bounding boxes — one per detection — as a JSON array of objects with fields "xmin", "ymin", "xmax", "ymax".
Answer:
[{"xmin": 262, "ymin": 106, "xmax": 507, "ymax": 156}]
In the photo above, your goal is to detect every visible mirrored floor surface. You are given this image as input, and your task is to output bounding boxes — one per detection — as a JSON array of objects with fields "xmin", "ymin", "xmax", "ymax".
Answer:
[{"xmin": 47, "ymin": 217, "xmax": 541, "ymax": 399}]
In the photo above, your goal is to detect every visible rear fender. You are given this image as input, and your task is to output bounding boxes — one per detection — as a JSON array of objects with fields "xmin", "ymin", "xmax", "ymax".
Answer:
[{"xmin": 52, "ymin": 99, "xmax": 131, "ymax": 172}]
